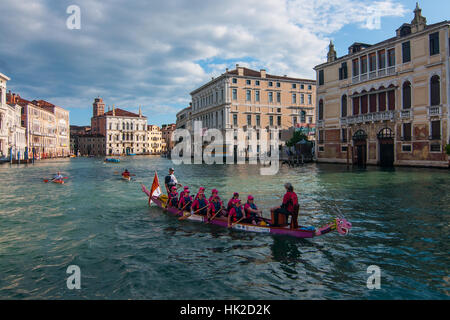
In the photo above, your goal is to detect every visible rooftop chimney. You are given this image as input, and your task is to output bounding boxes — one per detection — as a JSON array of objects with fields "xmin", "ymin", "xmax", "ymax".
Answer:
[{"xmin": 260, "ymin": 69, "xmax": 267, "ymax": 78}]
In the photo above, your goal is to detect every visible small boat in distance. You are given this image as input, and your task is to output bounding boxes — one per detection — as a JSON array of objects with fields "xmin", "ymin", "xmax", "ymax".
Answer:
[{"xmin": 104, "ymin": 158, "xmax": 120, "ymax": 163}]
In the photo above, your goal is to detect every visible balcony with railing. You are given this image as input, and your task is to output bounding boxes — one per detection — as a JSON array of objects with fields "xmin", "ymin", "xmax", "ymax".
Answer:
[
  {"xmin": 352, "ymin": 67, "xmax": 396, "ymax": 85},
  {"xmin": 400, "ymin": 109, "xmax": 413, "ymax": 120},
  {"xmin": 343, "ymin": 110, "xmax": 395, "ymax": 125},
  {"xmin": 428, "ymin": 105, "xmax": 442, "ymax": 117}
]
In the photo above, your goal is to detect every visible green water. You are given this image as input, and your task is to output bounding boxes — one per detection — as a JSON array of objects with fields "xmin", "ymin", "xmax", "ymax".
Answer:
[{"xmin": 0, "ymin": 156, "xmax": 448, "ymax": 299}]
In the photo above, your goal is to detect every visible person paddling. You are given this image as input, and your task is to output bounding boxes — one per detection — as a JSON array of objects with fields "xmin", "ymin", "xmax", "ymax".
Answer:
[
  {"xmin": 178, "ymin": 189, "xmax": 193, "ymax": 212},
  {"xmin": 122, "ymin": 169, "xmax": 130, "ymax": 178},
  {"xmin": 165, "ymin": 167, "xmax": 178, "ymax": 194},
  {"xmin": 167, "ymin": 186, "xmax": 179, "ymax": 208},
  {"xmin": 244, "ymin": 195, "xmax": 262, "ymax": 225},
  {"xmin": 270, "ymin": 183, "xmax": 298, "ymax": 227},
  {"xmin": 52, "ymin": 171, "xmax": 64, "ymax": 182},
  {"xmin": 209, "ymin": 189, "xmax": 223, "ymax": 205},
  {"xmin": 228, "ymin": 199, "xmax": 245, "ymax": 227},
  {"xmin": 192, "ymin": 191, "xmax": 209, "ymax": 216},
  {"xmin": 179, "ymin": 186, "xmax": 189, "ymax": 199},
  {"xmin": 227, "ymin": 192, "xmax": 239, "ymax": 212},
  {"xmin": 207, "ymin": 196, "xmax": 223, "ymax": 220}
]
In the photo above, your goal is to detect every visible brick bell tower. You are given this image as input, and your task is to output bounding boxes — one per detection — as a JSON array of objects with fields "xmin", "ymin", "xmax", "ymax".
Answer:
[{"xmin": 93, "ymin": 97, "xmax": 105, "ymax": 117}]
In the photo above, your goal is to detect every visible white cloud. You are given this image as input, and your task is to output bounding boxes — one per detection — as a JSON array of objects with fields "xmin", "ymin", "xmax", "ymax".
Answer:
[{"xmin": 0, "ymin": 0, "xmax": 407, "ymax": 124}]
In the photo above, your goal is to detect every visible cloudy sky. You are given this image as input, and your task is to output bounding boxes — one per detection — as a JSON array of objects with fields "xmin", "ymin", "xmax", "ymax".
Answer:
[{"xmin": 0, "ymin": 0, "xmax": 448, "ymax": 126}]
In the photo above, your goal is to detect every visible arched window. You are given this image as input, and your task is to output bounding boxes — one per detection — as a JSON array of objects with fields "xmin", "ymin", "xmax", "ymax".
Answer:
[
  {"xmin": 341, "ymin": 95, "xmax": 347, "ymax": 117},
  {"xmin": 430, "ymin": 75, "xmax": 440, "ymax": 106},
  {"xmin": 353, "ymin": 129, "xmax": 367, "ymax": 141},
  {"xmin": 126, "ymin": 123, "xmax": 130, "ymax": 130},
  {"xmin": 402, "ymin": 81, "xmax": 411, "ymax": 109},
  {"xmin": 318, "ymin": 99, "xmax": 324, "ymax": 120},
  {"xmin": 377, "ymin": 127, "xmax": 394, "ymax": 139}
]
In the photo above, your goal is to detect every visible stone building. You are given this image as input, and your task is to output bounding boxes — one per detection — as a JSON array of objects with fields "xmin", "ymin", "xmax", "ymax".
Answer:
[
  {"xmin": 180, "ymin": 65, "xmax": 316, "ymax": 157},
  {"xmin": 77, "ymin": 134, "xmax": 106, "ymax": 156},
  {"xmin": 0, "ymin": 73, "xmax": 26, "ymax": 159},
  {"xmin": 33, "ymin": 100, "xmax": 70, "ymax": 157},
  {"xmin": 161, "ymin": 123, "xmax": 176, "ymax": 153},
  {"xmin": 70, "ymin": 125, "xmax": 91, "ymax": 156},
  {"xmin": 314, "ymin": 4, "xmax": 449, "ymax": 167},
  {"xmin": 90, "ymin": 97, "xmax": 148, "ymax": 155}
]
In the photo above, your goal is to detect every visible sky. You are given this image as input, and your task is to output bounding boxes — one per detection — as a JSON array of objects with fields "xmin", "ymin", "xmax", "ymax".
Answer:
[{"xmin": 0, "ymin": 0, "xmax": 449, "ymax": 126}]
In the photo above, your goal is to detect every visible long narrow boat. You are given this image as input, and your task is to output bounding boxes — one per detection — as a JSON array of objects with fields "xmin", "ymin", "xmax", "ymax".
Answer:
[{"xmin": 141, "ymin": 184, "xmax": 352, "ymax": 239}]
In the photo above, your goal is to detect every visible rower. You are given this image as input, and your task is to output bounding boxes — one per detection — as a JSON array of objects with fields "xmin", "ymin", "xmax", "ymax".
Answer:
[
  {"xmin": 122, "ymin": 169, "xmax": 130, "ymax": 178},
  {"xmin": 227, "ymin": 199, "xmax": 245, "ymax": 227},
  {"xmin": 178, "ymin": 189, "xmax": 192, "ymax": 212},
  {"xmin": 52, "ymin": 171, "xmax": 64, "ymax": 181},
  {"xmin": 195, "ymin": 187, "xmax": 206, "ymax": 200},
  {"xmin": 244, "ymin": 195, "xmax": 262, "ymax": 225},
  {"xmin": 164, "ymin": 167, "xmax": 178, "ymax": 194},
  {"xmin": 207, "ymin": 195, "xmax": 222, "ymax": 220},
  {"xmin": 270, "ymin": 183, "xmax": 299, "ymax": 227},
  {"xmin": 192, "ymin": 191, "xmax": 209, "ymax": 216},
  {"xmin": 179, "ymin": 186, "xmax": 189, "ymax": 199},
  {"xmin": 167, "ymin": 186, "xmax": 179, "ymax": 208},
  {"xmin": 209, "ymin": 189, "xmax": 222, "ymax": 203},
  {"xmin": 227, "ymin": 192, "xmax": 239, "ymax": 212}
]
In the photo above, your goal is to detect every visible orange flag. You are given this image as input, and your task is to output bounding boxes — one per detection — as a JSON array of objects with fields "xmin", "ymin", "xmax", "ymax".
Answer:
[{"xmin": 149, "ymin": 171, "xmax": 162, "ymax": 205}]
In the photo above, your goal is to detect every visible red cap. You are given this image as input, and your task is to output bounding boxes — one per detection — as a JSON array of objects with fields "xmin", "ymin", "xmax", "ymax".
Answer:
[
  {"xmin": 233, "ymin": 192, "xmax": 239, "ymax": 197},
  {"xmin": 171, "ymin": 186, "xmax": 177, "ymax": 191},
  {"xmin": 184, "ymin": 186, "xmax": 189, "ymax": 190},
  {"xmin": 248, "ymin": 195, "xmax": 254, "ymax": 200},
  {"xmin": 212, "ymin": 189, "xmax": 218, "ymax": 194}
]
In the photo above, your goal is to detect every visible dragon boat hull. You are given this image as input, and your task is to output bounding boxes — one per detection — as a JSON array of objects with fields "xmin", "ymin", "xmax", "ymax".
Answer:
[{"xmin": 151, "ymin": 195, "xmax": 316, "ymax": 239}]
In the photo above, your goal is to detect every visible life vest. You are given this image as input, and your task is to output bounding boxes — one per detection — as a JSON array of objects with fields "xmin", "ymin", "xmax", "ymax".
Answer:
[
  {"xmin": 183, "ymin": 196, "xmax": 192, "ymax": 205},
  {"xmin": 195, "ymin": 198, "xmax": 207, "ymax": 214},
  {"xmin": 197, "ymin": 198, "xmax": 206, "ymax": 208},
  {"xmin": 166, "ymin": 174, "xmax": 177, "ymax": 187},
  {"xmin": 231, "ymin": 206, "xmax": 243, "ymax": 221},
  {"xmin": 246, "ymin": 202, "xmax": 258, "ymax": 218},
  {"xmin": 169, "ymin": 192, "xmax": 178, "ymax": 206},
  {"xmin": 213, "ymin": 201, "xmax": 221, "ymax": 213}
]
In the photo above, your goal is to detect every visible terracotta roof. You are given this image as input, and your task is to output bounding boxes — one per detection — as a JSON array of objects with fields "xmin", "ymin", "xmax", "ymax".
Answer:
[{"xmin": 103, "ymin": 108, "xmax": 143, "ymax": 118}]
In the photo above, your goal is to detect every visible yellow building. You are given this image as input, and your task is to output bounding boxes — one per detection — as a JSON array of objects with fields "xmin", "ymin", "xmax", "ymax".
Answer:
[
  {"xmin": 147, "ymin": 125, "xmax": 163, "ymax": 154},
  {"xmin": 180, "ymin": 65, "xmax": 316, "ymax": 155},
  {"xmin": 314, "ymin": 4, "xmax": 449, "ymax": 168}
]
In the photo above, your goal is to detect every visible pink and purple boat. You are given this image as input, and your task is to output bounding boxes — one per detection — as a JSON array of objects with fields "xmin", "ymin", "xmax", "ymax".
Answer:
[{"xmin": 142, "ymin": 184, "xmax": 352, "ymax": 239}]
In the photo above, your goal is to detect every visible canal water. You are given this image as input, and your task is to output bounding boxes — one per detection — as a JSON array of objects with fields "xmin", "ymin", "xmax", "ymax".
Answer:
[{"xmin": 0, "ymin": 157, "xmax": 448, "ymax": 299}]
